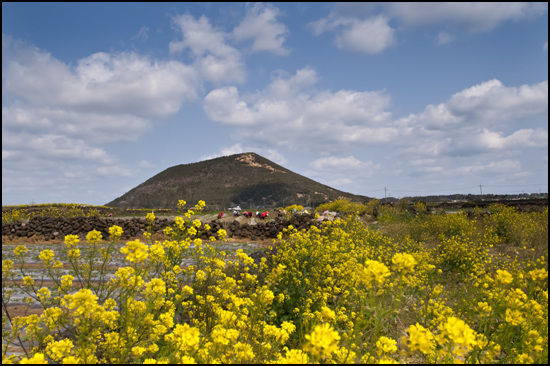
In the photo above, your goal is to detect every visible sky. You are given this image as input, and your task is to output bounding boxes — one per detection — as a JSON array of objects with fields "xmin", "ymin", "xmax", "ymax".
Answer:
[{"xmin": 2, "ymin": 2, "xmax": 548, "ymax": 206}]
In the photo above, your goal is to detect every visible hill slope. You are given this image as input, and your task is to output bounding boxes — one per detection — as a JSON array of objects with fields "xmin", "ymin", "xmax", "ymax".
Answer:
[{"xmin": 106, "ymin": 153, "xmax": 369, "ymax": 209}]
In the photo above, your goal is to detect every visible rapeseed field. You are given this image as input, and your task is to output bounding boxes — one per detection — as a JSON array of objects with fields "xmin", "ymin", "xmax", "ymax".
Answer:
[{"xmin": 2, "ymin": 200, "xmax": 547, "ymax": 363}]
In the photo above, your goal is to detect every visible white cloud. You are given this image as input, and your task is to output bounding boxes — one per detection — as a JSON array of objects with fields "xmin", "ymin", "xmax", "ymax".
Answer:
[
  {"xmin": 309, "ymin": 15, "xmax": 395, "ymax": 54},
  {"xmin": 459, "ymin": 160, "xmax": 522, "ymax": 174},
  {"xmin": 4, "ymin": 46, "xmax": 200, "ymax": 118},
  {"xmin": 310, "ymin": 3, "xmax": 547, "ymax": 49},
  {"xmin": 95, "ymin": 165, "xmax": 136, "ymax": 177},
  {"xmin": 385, "ymin": 2, "xmax": 547, "ymax": 32},
  {"xmin": 405, "ymin": 79, "xmax": 548, "ymax": 131},
  {"xmin": 170, "ymin": 14, "xmax": 245, "ymax": 84},
  {"xmin": 203, "ymin": 87, "xmax": 255, "ymax": 125},
  {"xmin": 334, "ymin": 16, "xmax": 396, "ymax": 54},
  {"xmin": 478, "ymin": 128, "xmax": 548, "ymax": 149},
  {"xmin": 3, "ymin": 105, "xmax": 150, "ymax": 144},
  {"xmin": 203, "ymin": 68, "xmax": 396, "ymax": 153},
  {"xmin": 307, "ymin": 155, "xmax": 381, "ymax": 189},
  {"xmin": 232, "ymin": 3, "xmax": 290, "ymax": 55},
  {"xmin": 387, "ymin": 78, "xmax": 548, "ymax": 190},
  {"xmin": 310, "ymin": 156, "xmax": 372, "ymax": 170},
  {"xmin": 2, "ymin": 36, "xmax": 204, "ymax": 198},
  {"xmin": 3, "ymin": 132, "xmax": 113, "ymax": 165}
]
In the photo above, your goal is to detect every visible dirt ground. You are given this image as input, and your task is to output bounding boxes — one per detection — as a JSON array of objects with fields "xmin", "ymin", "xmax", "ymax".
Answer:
[{"xmin": 3, "ymin": 304, "xmax": 44, "ymax": 319}]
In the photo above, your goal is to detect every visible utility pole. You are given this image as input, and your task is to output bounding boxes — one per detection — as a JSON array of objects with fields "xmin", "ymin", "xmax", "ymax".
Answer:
[
  {"xmin": 479, "ymin": 184, "xmax": 483, "ymax": 195},
  {"xmin": 384, "ymin": 186, "xmax": 387, "ymax": 202}
]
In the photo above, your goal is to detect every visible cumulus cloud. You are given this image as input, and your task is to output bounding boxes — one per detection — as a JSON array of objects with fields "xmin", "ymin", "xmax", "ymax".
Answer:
[
  {"xmin": 390, "ymin": 78, "xmax": 548, "ymax": 188},
  {"xmin": 310, "ymin": 3, "xmax": 547, "ymax": 50},
  {"xmin": 404, "ymin": 79, "xmax": 548, "ymax": 131},
  {"xmin": 309, "ymin": 15, "xmax": 395, "ymax": 54},
  {"xmin": 203, "ymin": 67, "xmax": 396, "ymax": 153},
  {"xmin": 232, "ymin": 3, "xmax": 290, "ymax": 55},
  {"xmin": 203, "ymin": 87, "xmax": 256, "ymax": 125},
  {"xmin": 170, "ymin": 14, "xmax": 245, "ymax": 84},
  {"xmin": 2, "ymin": 35, "xmax": 203, "ymax": 203},
  {"xmin": 477, "ymin": 128, "xmax": 548, "ymax": 150},
  {"xmin": 4, "ymin": 47, "xmax": 199, "ymax": 117}
]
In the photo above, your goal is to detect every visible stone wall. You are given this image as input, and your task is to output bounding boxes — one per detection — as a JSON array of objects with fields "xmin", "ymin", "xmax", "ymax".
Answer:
[{"xmin": 2, "ymin": 213, "xmax": 327, "ymax": 242}]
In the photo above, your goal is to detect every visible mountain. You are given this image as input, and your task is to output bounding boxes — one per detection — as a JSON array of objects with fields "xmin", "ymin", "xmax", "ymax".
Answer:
[{"xmin": 106, "ymin": 153, "xmax": 369, "ymax": 210}]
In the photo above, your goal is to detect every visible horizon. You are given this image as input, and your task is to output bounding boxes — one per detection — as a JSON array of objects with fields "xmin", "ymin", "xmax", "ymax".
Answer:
[{"xmin": 2, "ymin": 3, "xmax": 548, "ymax": 205}]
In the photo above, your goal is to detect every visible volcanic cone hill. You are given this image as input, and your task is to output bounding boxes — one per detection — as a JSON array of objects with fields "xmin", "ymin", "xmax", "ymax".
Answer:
[{"xmin": 106, "ymin": 153, "xmax": 369, "ymax": 210}]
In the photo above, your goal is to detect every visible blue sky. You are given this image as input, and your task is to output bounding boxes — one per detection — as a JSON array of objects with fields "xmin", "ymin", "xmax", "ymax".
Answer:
[{"xmin": 2, "ymin": 2, "xmax": 548, "ymax": 206}]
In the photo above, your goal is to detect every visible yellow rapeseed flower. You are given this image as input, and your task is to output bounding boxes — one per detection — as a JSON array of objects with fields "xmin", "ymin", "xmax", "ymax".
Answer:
[
  {"xmin": 212, "ymin": 327, "xmax": 239, "ymax": 345},
  {"xmin": 48, "ymin": 339, "xmax": 74, "ymax": 361},
  {"xmin": 277, "ymin": 349, "xmax": 309, "ymax": 364},
  {"xmin": 23, "ymin": 276, "xmax": 34, "ymax": 286},
  {"xmin": 120, "ymin": 239, "xmax": 149, "ymax": 263},
  {"xmin": 495, "ymin": 269, "xmax": 513, "ymax": 285},
  {"xmin": 13, "ymin": 245, "xmax": 28, "ymax": 256},
  {"xmin": 405, "ymin": 323, "xmax": 434, "ymax": 354},
  {"xmin": 68, "ymin": 248, "xmax": 80, "ymax": 259},
  {"xmin": 304, "ymin": 323, "xmax": 341, "ymax": 357},
  {"xmin": 39, "ymin": 249, "xmax": 55, "ymax": 263},
  {"xmin": 392, "ymin": 252, "xmax": 417, "ymax": 273},
  {"xmin": 37, "ymin": 288, "xmax": 51, "ymax": 302},
  {"xmin": 439, "ymin": 316, "xmax": 477, "ymax": 350},
  {"xmin": 476, "ymin": 301, "xmax": 492, "ymax": 317},
  {"xmin": 108, "ymin": 225, "xmax": 123, "ymax": 238},
  {"xmin": 86, "ymin": 229, "xmax": 102, "ymax": 244},
  {"xmin": 361, "ymin": 260, "xmax": 391, "ymax": 289},
  {"xmin": 165, "ymin": 323, "xmax": 200, "ymax": 352},
  {"xmin": 150, "ymin": 243, "xmax": 166, "ymax": 262},
  {"xmin": 195, "ymin": 270, "xmax": 206, "ymax": 281},
  {"xmin": 376, "ymin": 336, "xmax": 398, "ymax": 355},
  {"xmin": 19, "ymin": 352, "xmax": 47, "ymax": 364},
  {"xmin": 504, "ymin": 308, "xmax": 525, "ymax": 326},
  {"xmin": 2, "ymin": 259, "xmax": 14, "ymax": 276},
  {"xmin": 528, "ymin": 268, "xmax": 548, "ymax": 282},
  {"xmin": 65, "ymin": 288, "xmax": 98, "ymax": 317},
  {"xmin": 217, "ymin": 229, "xmax": 228, "ymax": 240},
  {"xmin": 64, "ymin": 234, "xmax": 80, "ymax": 247}
]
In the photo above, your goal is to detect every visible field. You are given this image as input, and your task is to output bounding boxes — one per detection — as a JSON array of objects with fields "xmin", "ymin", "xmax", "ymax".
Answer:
[{"xmin": 2, "ymin": 199, "xmax": 548, "ymax": 364}]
